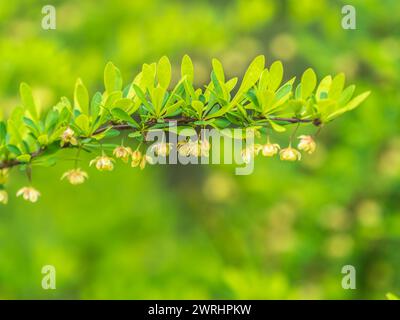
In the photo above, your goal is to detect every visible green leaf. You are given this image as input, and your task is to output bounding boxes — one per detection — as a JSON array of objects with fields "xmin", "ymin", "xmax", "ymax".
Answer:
[
  {"xmin": 157, "ymin": 56, "xmax": 172, "ymax": 89},
  {"xmin": 181, "ymin": 55, "xmax": 194, "ymax": 83},
  {"xmin": 300, "ymin": 68, "xmax": 317, "ymax": 99},
  {"xmin": 74, "ymin": 79, "xmax": 89, "ymax": 115},
  {"xmin": 212, "ymin": 58, "xmax": 225, "ymax": 84},
  {"xmin": 268, "ymin": 61, "xmax": 283, "ymax": 92},
  {"xmin": 329, "ymin": 73, "xmax": 345, "ymax": 100},
  {"xmin": 344, "ymin": 91, "xmax": 371, "ymax": 111},
  {"xmin": 0, "ymin": 121, "xmax": 6, "ymax": 143},
  {"xmin": 111, "ymin": 108, "xmax": 139, "ymax": 128},
  {"xmin": 6, "ymin": 144, "xmax": 21, "ymax": 155},
  {"xmin": 90, "ymin": 92, "xmax": 102, "ymax": 118},
  {"xmin": 104, "ymin": 62, "xmax": 122, "ymax": 94},
  {"xmin": 316, "ymin": 76, "xmax": 332, "ymax": 100},
  {"xmin": 20, "ymin": 83, "xmax": 38, "ymax": 120},
  {"xmin": 237, "ymin": 55, "xmax": 265, "ymax": 96},
  {"xmin": 268, "ymin": 120, "xmax": 286, "ymax": 132},
  {"xmin": 74, "ymin": 114, "xmax": 90, "ymax": 135},
  {"xmin": 16, "ymin": 154, "xmax": 31, "ymax": 163}
]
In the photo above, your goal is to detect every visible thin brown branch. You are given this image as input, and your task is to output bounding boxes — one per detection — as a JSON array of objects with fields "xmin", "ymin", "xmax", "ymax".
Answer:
[{"xmin": 0, "ymin": 116, "xmax": 318, "ymax": 170}]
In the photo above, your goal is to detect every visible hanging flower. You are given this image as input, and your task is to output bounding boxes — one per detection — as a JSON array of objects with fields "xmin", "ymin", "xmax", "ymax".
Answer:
[
  {"xmin": 261, "ymin": 142, "xmax": 280, "ymax": 157},
  {"xmin": 280, "ymin": 146, "xmax": 302, "ymax": 161},
  {"xmin": 150, "ymin": 142, "xmax": 172, "ymax": 157},
  {"xmin": 140, "ymin": 155, "xmax": 153, "ymax": 170},
  {"xmin": 16, "ymin": 187, "xmax": 41, "ymax": 203},
  {"xmin": 0, "ymin": 190, "xmax": 8, "ymax": 205},
  {"xmin": 61, "ymin": 168, "xmax": 88, "ymax": 185},
  {"xmin": 131, "ymin": 150, "xmax": 142, "ymax": 168},
  {"xmin": 60, "ymin": 127, "xmax": 78, "ymax": 147},
  {"xmin": 0, "ymin": 169, "xmax": 9, "ymax": 185},
  {"xmin": 178, "ymin": 140, "xmax": 198, "ymax": 157},
  {"xmin": 113, "ymin": 146, "xmax": 132, "ymax": 163},
  {"xmin": 199, "ymin": 139, "xmax": 211, "ymax": 157},
  {"xmin": 89, "ymin": 155, "xmax": 115, "ymax": 171},
  {"xmin": 297, "ymin": 135, "xmax": 316, "ymax": 154}
]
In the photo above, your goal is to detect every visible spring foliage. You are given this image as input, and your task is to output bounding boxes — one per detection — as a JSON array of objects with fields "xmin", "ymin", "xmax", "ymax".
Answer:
[{"xmin": 0, "ymin": 55, "xmax": 370, "ymax": 203}]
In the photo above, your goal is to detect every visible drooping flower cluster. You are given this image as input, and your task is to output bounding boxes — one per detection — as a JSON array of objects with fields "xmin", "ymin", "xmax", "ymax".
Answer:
[{"xmin": 241, "ymin": 135, "xmax": 316, "ymax": 163}]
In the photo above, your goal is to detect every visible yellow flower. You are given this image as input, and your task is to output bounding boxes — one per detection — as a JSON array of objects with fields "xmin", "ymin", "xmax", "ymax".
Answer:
[
  {"xmin": 150, "ymin": 142, "xmax": 172, "ymax": 157},
  {"xmin": 297, "ymin": 135, "xmax": 316, "ymax": 154},
  {"xmin": 241, "ymin": 144, "xmax": 262, "ymax": 163},
  {"xmin": 0, "ymin": 190, "xmax": 8, "ymax": 205},
  {"xmin": 113, "ymin": 146, "xmax": 132, "ymax": 163},
  {"xmin": 60, "ymin": 127, "xmax": 78, "ymax": 147},
  {"xmin": 131, "ymin": 150, "xmax": 142, "ymax": 168},
  {"xmin": 199, "ymin": 139, "xmax": 211, "ymax": 157},
  {"xmin": 178, "ymin": 140, "xmax": 198, "ymax": 157},
  {"xmin": 280, "ymin": 146, "xmax": 302, "ymax": 161},
  {"xmin": 89, "ymin": 155, "xmax": 115, "ymax": 171},
  {"xmin": 0, "ymin": 169, "xmax": 9, "ymax": 185},
  {"xmin": 16, "ymin": 187, "xmax": 41, "ymax": 203},
  {"xmin": 262, "ymin": 143, "xmax": 280, "ymax": 157},
  {"xmin": 61, "ymin": 168, "xmax": 88, "ymax": 185},
  {"xmin": 139, "ymin": 155, "xmax": 153, "ymax": 170}
]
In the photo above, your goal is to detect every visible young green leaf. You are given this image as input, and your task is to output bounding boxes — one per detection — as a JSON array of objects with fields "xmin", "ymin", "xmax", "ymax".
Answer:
[
  {"xmin": 74, "ymin": 79, "xmax": 89, "ymax": 115},
  {"xmin": 181, "ymin": 55, "xmax": 194, "ymax": 83},
  {"xmin": 157, "ymin": 56, "xmax": 172, "ymax": 89},
  {"xmin": 300, "ymin": 68, "xmax": 317, "ymax": 99},
  {"xmin": 268, "ymin": 61, "xmax": 283, "ymax": 92},
  {"xmin": 20, "ymin": 83, "xmax": 38, "ymax": 121},
  {"xmin": 104, "ymin": 62, "xmax": 122, "ymax": 94}
]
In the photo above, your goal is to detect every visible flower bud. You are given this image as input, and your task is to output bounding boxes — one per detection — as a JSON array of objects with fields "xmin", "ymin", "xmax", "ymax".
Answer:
[
  {"xmin": 0, "ymin": 169, "xmax": 9, "ymax": 185},
  {"xmin": 297, "ymin": 135, "xmax": 316, "ymax": 154},
  {"xmin": 131, "ymin": 150, "xmax": 142, "ymax": 168},
  {"xmin": 0, "ymin": 190, "xmax": 8, "ymax": 205},
  {"xmin": 60, "ymin": 127, "xmax": 78, "ymax": 147}
]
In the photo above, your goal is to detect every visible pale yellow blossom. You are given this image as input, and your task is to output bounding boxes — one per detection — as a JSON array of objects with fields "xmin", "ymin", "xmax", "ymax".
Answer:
[
  {"xmin": 113, "ymin": 146, "xmax": 132, "ymax": 163},
  {"xmin": 297, "ymin": 135, "xmax": 316, "ymax": 154},
  {"xmin": 16, "ymin": 187, "xmax": 41, "ymax": 203},
  {"xmin": 280, "ymin": 146, "xmax": 302, "ymax": 161},
  {"xmin": 89, "ymin": 155, "xmax": 115, "ymax": 171},
  {"xmin": 61, "ymin": 168, "xmax": 88, "ymax": 185}
]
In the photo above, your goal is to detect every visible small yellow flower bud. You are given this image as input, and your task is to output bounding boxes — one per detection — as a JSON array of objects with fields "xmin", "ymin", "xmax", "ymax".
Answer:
[
  {"xmin": 0, "ymin": 190, "xmax": 8, "ymax": 205},
  {"xmin": 139, "ymin": 155, "xmax": 153, "ymax": 170},
  {"xmin": 89, "ymin": 155, "xmax": 115, "ymax": 171},
  {"xmin": 297, "ymin": 135, "xmax": 316, "ymax": 154},
  {"xmin": 262, "ymin": 143, "xmax": 280, "ymax": 157},
  {"xmin": 113, "ymin": 146, "xmax": 132, "ymax": 163},
  {"xmin": 0, "ymin": 169, "xmax": 9, "ymax": 185},
  {"xmin": 131, "ymin": 150, "xmax": 142, "ymax": 168},
  {"xmin": 60, "ymin": 127, "xmax": 78, "ymax": 147},
  {"xmin": 61, "ymin": 168, "xmax": 88, "ymax": 185},
  {"xmin": 279, "ymin": 146, "xmax": 302, "ymax": 161},
  {"xmin": 16, "ymin": 187, "xmax": 41, "ymax": 203}
]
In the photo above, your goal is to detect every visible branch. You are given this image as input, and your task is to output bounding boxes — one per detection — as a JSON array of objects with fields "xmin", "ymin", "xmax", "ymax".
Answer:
[{"xmin": 0, "ymin": 116, "xmax": 318, "ymax": 170}]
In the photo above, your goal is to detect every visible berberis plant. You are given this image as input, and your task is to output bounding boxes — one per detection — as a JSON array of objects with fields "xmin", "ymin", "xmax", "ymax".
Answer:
[{"xmin": 0, "ymin": 55, "xmax": 370, "ymax": 204}]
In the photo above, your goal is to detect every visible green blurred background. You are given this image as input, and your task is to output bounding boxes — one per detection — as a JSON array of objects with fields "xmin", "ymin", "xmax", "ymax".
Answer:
[{"xmin": 0, "ymin": 0, "xmax": 399, "ymax": 299}]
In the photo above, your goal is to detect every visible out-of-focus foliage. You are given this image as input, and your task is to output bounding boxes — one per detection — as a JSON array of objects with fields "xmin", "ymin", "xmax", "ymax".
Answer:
[{"xmin": 0, "ymin": 0, "xmax": 399, "ymax": 299}]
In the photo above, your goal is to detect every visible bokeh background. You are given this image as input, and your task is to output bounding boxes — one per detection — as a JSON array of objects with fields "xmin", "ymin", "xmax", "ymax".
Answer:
[{"xmin": 0, "ymin": 0, "xmax": 399, "ymax": 299}]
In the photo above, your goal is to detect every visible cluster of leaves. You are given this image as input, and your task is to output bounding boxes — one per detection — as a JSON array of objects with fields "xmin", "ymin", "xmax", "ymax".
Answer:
[{"xmin": 0, "ymin": 55, "xmax": 369, "ymax": 202}]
